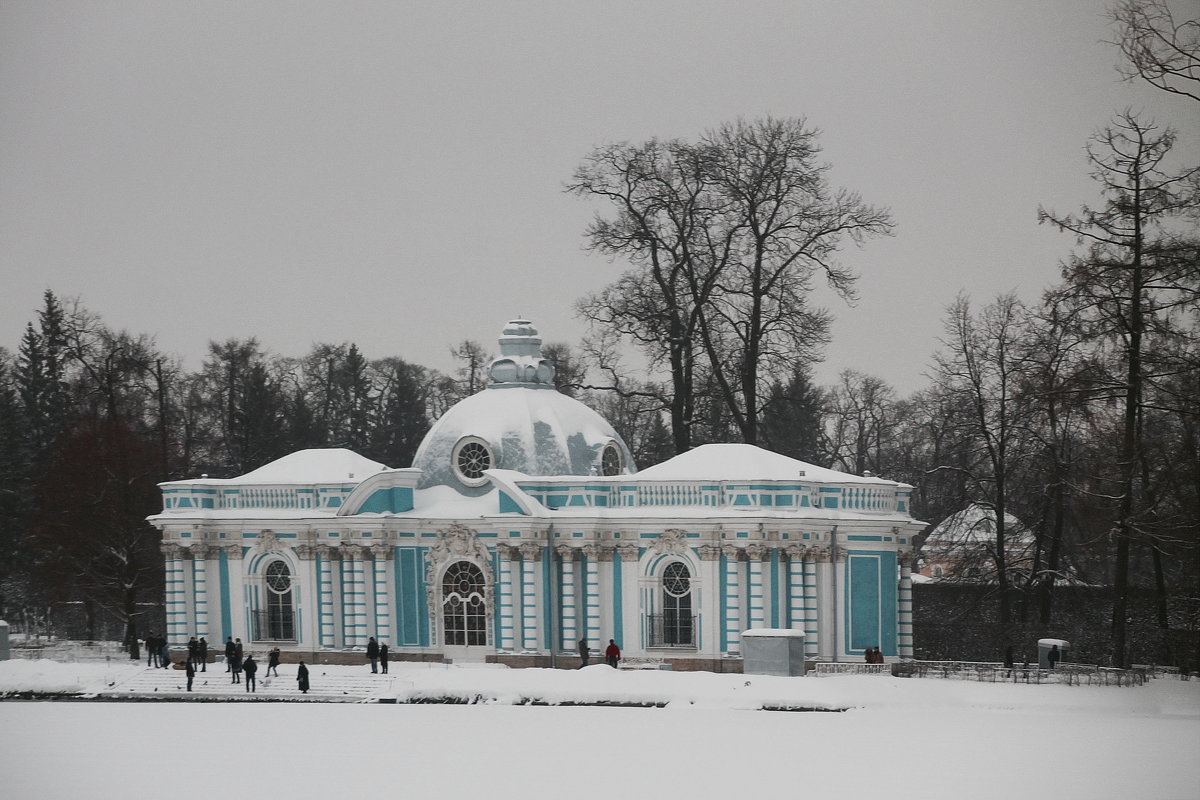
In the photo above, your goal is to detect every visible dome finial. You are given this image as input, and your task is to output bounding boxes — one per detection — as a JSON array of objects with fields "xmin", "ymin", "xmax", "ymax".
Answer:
[{"xmin": 488, "ymin": 319, "xmax": 555, "ymax": 386}]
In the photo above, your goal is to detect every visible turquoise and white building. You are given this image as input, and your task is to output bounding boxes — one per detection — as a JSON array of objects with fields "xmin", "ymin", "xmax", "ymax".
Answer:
[{"xmin": 150, "ymin": 319, "xmax": 924, "ymax": 669}]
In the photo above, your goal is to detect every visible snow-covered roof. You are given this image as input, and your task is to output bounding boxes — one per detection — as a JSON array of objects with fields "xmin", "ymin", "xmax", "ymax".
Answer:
[
  {"xmin": 166, "ymin": 448, "xmax": 390, "ymax": 486},
  {"xmin": 635, "ymin": 444, "xmax": 903, "ymax": 486},
  {"xmin": 925, "ymin": 503, "xmax": 1032, "ymax": 546}
]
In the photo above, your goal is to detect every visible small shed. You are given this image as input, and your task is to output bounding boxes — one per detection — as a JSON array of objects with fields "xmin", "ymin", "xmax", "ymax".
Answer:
[
  {"xmin": 1038, "ymin": 638, "xmax": 1070, "ymax": 669},
  {"xmin": 741, "ymin": 628, "xmax": 807, "ymax": 676}
]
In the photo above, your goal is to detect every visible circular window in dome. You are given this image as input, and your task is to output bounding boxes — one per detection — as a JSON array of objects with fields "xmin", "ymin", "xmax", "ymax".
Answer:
[
  {"xmin": 600, "ymin": 442, "xmax": 623, "ymax": 476},
  {"xmin": 452, "ymin": 436, "xmax": 494, "ymax": 487}
]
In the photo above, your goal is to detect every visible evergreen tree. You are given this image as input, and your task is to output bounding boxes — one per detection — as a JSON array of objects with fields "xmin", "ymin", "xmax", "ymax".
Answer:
[{"xmin": 759, "ymin": 364, "xmax": 824, "ymax": 463}]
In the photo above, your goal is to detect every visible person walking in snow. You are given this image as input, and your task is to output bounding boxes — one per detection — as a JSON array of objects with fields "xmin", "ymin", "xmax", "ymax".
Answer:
[
  {"xmin": 380, "ymin": 643, "xmax": 389, "ymax": 674},
  {"xmin": 267, "ymin": 647, "xmax": 281, "ymax": 677},
  {"xmin": 243, "ymin": 655, "xmax": 257, "ymax": 693},
  {"xmin": 604, "ymin": 639, "xmax": 621, "ymax": 668},
  {"xmin": 147, "ymin": 633, "xmax": 158, "ymax": 667},
  {"xmin": 1048, "ymin": 644, "xmax": 1061, "ymax": 669},
  {"xmin": 366, "ymin": 636, "xmax": 380, "ymax": 673},
  {"xmin": 198, "ymin": 637, "xmax": 208, "ymax": 672},
  {"xmin": 231, "ymin": 639, "xmax": 243, "ymax": 684},
  {"xmin": 185, "ymin": 659, "xmax": 195, "ymax": 692},
  {"xmin": 578, "ymin": 637, "xmax": 590, "ymax": 668},
  {"xmin": 297, "ymin": 661, "xmax": 310, "ymax": 694},
  {"xmin": 224, "ymin": 636, "xmax": 235, "ymax": 672},
  {"xmin": 187, "ymin": 636, "xmax": 198, "ymax": 669},
  {"xmin": 160, "ymin": 640, "xmax": 170, "ymax": 669}
]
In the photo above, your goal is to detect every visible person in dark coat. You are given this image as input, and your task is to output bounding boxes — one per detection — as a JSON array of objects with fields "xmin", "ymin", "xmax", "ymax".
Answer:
[
  {"xmin": 1048, "ymin": 644, "xmax": 1061, "ymax": 669},
  {"xmin": 224, "ymin": 636, "xmax": 235, "ymax": 672},
  {"xmin": 185, "ymin": 659, "xmax": 195, "ymax": 692},
  {"xmin": 297, "ymin": 661, "xmax": 310, "ymax": 694},
  {"xmin": 267, "ymin": 647, "xmax": 280, "ymax": 677},
  {"xmin": 160, "ymin": 640, "xmax": 170, "ymax": 669},
  {"xmin": 187, "ymin": 636, "xmax": 198, "ymax": 668},
  {"xmin": 198, "ymin": 637, "xmax": 208, "ymax": 672},
  {"xmin": 146, "ymin": 633, "xmax": 158, "ymax": 667},
  {"xmin": 604, "ymin": 639, "xmax": 621, "ymax": 668},
  {"xmin": 242, "ymin": 655, "xmax": 257, "ymax": 692},
  {"xmin": 578, "ymin": 637, "xmax": 589, "ymax": 668},
  {"xmin": 231, "ymin": 639, "xmax": 243, "ymax": 684},
  {"xmin": 379, "ymin": 643, "xmax": 389, "ymax": 674},
  {"xmin": 366, "ymin": 636, "xmax": 380, "ymax": 673}
]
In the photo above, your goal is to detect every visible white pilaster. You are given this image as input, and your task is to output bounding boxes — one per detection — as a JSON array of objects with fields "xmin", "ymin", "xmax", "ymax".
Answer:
[
  {"xmin": 583, "ymin": 544, "xmax": 601, "ymax": 647},
  {"xmin": 558, "ymin": 546, "xmax": 578, "ymax": 652},
  {"xmin": 192, "ymin": 545, "xmax": 211, "ymax": 639},
  {"xmin": 746, "ymin": 545, "xmax": 765, "ymax": 630},
  {"xmin": 497, "ymin": 545, "xmax": 516, "ymax": 651},
  {"xmin": 519, "ymin": 543, "xmax": 541, "ymax": 651},
  {"xmin": 372, "ymin": 545, "xmax": 391, "ymax": 644},
  {"xmin": 722, "ymin": 546, "xmax": 742, "ymax": 656},
  {"xmin": 316, "ymin": 545, "xmax": 335, "ymax": 648},
  {"xmin": 898, "ymin": 558, "xmax": 914, "ymax": 658},
  {"xmin": 342, "ymin": 544, "xmax": 366, "ymax": 647},
  {"xmin": 162, "ymin": 543, "xmax": 187, "ymax": 645}
]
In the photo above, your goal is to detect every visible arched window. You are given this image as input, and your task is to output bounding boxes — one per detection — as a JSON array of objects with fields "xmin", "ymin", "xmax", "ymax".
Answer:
[
  {"xmin": 659, "ymin": 562, "xmax": 694, "ymax": 647},
  {"xmin": 262, "ymin": 560, "xmax": 295, "ymax": 641},
  {"xmin": 442, "ymin": 561, "xmax": 487, "ymax": 646}
]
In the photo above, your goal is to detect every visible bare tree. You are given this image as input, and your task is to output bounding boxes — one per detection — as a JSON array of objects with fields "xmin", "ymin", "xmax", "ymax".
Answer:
[
  {"xmin": 570, "ymin": 117, "xmax": 891, "ymax": 451},
  {"xmin": 1111, "ymin": 0, "xmax": 1200, "ymax": 103},
  {"xmin": 1040, "ymin": 111, "xmax": 1200, "ymax": 666}
]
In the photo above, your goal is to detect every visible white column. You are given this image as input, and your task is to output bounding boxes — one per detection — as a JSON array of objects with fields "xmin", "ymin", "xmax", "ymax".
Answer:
[
  {"xmin": 746, "ymin": 545, "xmax": 765, "ymax": 630},
  {"xmin": 519, "ymin": 543, "xmax": 541, "ymax": 651},
  {"xmin": 162, "ymin": 543, "xmax": 187, "ymax": 645},
  {"xmin": 786, "ymin": 546, "xmax": 805, "ymax": 633},
  {"xmin": 557, "ymin": 546, "xmax": 578, "ymax": 652},
  {"xmin": 191, "ymin": 545, "xmax": 211, "ymax": 640},
  {"xmin": 698, "ymin": 545, "xmax": 722, "ymax": 656},
  {"xmin": 222, "ymin": 544, "xmax": 247, "ymax": 644},
  {"xmin": 497, "ymin": 545, "xmax": 517, "ymax": 651},
  {"xmin": 803, "ymin": 550, "xmax": 820, "ymax": 658},
  {"xmin": 618, "ymin": 544, "xmax": 641, "ymax": 652},
  {"xmin": 722, "ymin": 545, "xmax": 742, "ymax": 656},
  {"xmin": 372, "ymin": 544, "xmax": 392, "ymax": 644},
  {"xmin": 898, "ymin": 557, "xmax": 914, "ymax": 659},
  {"xmin": 342, "ymin": 544, "xmax": 366, "ymax": 647},
  {"xmin": 583, "ymin": 544, "xmax": 601, "ymax": 649},
  {"xmin": 295, "ymin": 544, "xmax": 321, "ymax": 649},
  {"xmin": 316, "ymin": 545, "xmax": 336, "ymax": 648},
  {"xmin": 816, "ymin": 546, "xmax": 836, "ymax": 661}
]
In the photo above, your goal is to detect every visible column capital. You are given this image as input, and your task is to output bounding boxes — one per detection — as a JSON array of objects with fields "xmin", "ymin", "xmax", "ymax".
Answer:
[
  {"xmin": 745, "ymin": 544, "xmax": 767, "ymax": 562},
  {"xmin": 616, "ymin": 543, "xmax": 639, "ymax": 561},
  {"xmin": 369, "ymin": 543, "xmax": 392, "ymax": 559},
  {"xmin": 555, "ymin": 545, "xmax": 578, "ymax": 561},
  {"xmin": 189, "ymin": 543, "xmax": 212, "ymax": 560},
  {"xmin": 340, "ymin": 543, "xmax": 365, "ymax": 559},
  {"xmin": 294, "ymin": 543, "xmax": 316, "ymax": 561},
  {"xmin": 721, "ymin": 544, "xmax": 742, "ymax": 561},
  {"xmin": 221, "ymin": 543, "xmax": 244, "ymax": 560},
  {"xmin": 518, "ymin": 542, "xmax": 543, "ymax": 561},
  {"xmin": 595, "ymin": 545, "xmax": 615, "ymax": 562},
  {"xmin": 784, "ymin": 544, "xmax": 807, "ymax": 562},
  {"xmin": 698, "ymin": 544, "xmax": 722, "ymax": 561},
  {"xmin": 161, "ymin": 542, "xmax": 182, "ymax": 558},
  {"xmin": 313, "ymin": 543, "xmax": 334, "ymax": 559},
  {"xmin": 581, "ymin": 543, "xmax": 600, "ymax": 561},
  {"xmin": 495, "ymin": 543, "xmax": 518, "ymax": 561}
]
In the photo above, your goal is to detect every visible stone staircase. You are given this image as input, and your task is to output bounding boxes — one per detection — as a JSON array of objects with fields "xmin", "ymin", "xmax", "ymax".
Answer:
[{"xmin": 96, "ymin": 664, "xmax": 403, "ymax": 702}]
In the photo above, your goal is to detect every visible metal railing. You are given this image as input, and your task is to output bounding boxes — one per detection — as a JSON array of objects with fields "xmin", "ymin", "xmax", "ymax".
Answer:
[{"xmin": 646, "ymin": 614, "xmax": 696, "ymax": 649}]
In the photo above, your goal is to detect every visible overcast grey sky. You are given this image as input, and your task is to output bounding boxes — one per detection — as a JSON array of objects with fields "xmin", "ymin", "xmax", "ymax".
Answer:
[{"xmin": 2, "ymin": 1, "xmax": 1196, "ymax": 394}]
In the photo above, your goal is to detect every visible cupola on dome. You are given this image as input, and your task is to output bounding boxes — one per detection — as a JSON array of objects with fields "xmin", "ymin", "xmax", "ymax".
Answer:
[{"xmin": 411, "ymin": 319, "xmax": 634, "ymax": 492}]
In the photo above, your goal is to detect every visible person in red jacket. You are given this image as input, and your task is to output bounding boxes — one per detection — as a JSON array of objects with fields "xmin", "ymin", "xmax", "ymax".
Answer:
[{"xmin": 604, "ymin": 639, "xmax": 621, "ymax": 669}]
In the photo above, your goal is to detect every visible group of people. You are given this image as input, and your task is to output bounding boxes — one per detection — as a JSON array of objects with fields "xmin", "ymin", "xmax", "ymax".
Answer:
[
  {"xmin": 577, "ymin": 638, "xmax": 622, "ymax": 669},
  {"xmin": 365, "ymin": 637, "xmax": 390, "ymax": 673},
  {"xmin": 864, "ymin": 646, "xmax": 885, "ymax": 664},
  {"xmin": 143, "ymin": 633, "xmax": 173, "ymax": 669},
  {"xmin": 169, "ymin": 636, "xmax": 310, "ymax": 694}
]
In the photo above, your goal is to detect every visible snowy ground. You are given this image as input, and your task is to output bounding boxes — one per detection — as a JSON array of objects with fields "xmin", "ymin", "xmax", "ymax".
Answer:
[{"xmin": 1, "ymin": 659, "xmax": 1197, "ymax": 799}]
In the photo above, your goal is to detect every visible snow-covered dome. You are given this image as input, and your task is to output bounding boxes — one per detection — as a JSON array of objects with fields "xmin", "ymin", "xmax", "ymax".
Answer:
[{"xmin": 412, "ymin": 319, "xmax": 634, "ymax": 493}]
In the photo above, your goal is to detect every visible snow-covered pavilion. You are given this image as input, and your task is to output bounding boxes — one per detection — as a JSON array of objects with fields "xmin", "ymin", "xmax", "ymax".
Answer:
[{"xmin": 150, "ymin": 319, "xmax": 925, "ymax": 669}]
